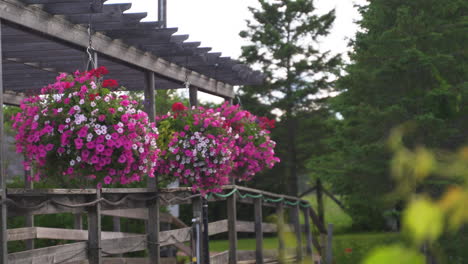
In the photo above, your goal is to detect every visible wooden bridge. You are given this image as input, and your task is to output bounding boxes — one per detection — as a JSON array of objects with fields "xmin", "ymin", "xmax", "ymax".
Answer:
[{"xmin": 2, "ymin": 185, "xmax": 328, "ymax": 264}]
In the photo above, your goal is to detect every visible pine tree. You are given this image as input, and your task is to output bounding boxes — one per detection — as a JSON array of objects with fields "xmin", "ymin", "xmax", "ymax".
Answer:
[
  {"xmin": 310, "ymin": 0, "xmax": 468, "ymax": 229},
  {"xmin": 240, "ymin": 0, "xmax": 341, "ymax": 196}
]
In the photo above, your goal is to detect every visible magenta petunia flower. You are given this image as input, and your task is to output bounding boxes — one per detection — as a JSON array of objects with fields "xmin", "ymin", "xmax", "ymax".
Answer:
[{"xmin": 104, "ymin": 176, "xmax": 112, "ymax": 185}]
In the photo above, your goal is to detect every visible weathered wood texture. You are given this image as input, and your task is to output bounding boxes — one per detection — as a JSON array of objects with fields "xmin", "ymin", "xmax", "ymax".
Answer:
[
  {"xmin": 66, "ymin": 257, "xmax": 177, "ymax": 264},
  {"xmin": 8, "ymin": 241, "xmax": 88, "ymax": 264},
  {"xmin": 210, "ymin": 251, "xmax": 229, "ymax": 264},
  {"xmin": 0, "ymin": 17, "xmax": 8, "ymax": 264},
  {"xmin": 227, "ymin": 193, "xmax": 237, "ymax": 264},
  {"xmin": 254, "ymin": 198, "xmax": 264, "ymax": 264},
  {"xmin": 2, "ymin": 92, "xmax": 23, "ymax": 105},
  {"xmin": 3, "ymin": 185, "xmax": 315, "ymax": 264},
  {"xmin": 0, "ymin": 0, "xmax": 240, "ymax": 98},
  {"xmin": 88, "ymin": 191, "xmax": 102, "ymax": 264},
  {"xmin": 302, "ymin": 207, "xmax": 314, "ymax": 259},
  {"xmin": 293, "ymin": 205, "xmax": 303, "ymax": 261}
]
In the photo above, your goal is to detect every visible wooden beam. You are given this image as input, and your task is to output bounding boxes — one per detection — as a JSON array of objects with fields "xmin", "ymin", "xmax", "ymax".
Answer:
[
  {"xmin": 8, "ymin": 241, "xmax": 88, "ymax": 264},
  {"xmin": 2, "ymin": 92, "xmax": 24, "ymax": 106},
  {"xmin": 35, "ymin": 227, "xmax": 138, "ymax": 241},
  {"xmin": 0, "ymin": 0, "xmax": 235, "ymax": 98},
  {"xmin": 210, "ymin": 251, "xmax": 229, "ymax": 264},
  {"xmin": 7, "ymin": 227, "xmax": 36, "ymax": 241}
]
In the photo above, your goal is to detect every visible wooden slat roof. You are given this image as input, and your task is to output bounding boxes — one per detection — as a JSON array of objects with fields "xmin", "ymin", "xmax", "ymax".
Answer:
[{"xmin": 0, "ymin": 0, "xmax": 263, "ymax": 98}]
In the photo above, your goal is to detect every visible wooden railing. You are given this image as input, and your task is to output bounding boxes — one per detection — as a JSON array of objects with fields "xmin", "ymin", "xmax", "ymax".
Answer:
[{"xmin": 1, "ymin": 185, "xmax": 328, "ymax": 264}]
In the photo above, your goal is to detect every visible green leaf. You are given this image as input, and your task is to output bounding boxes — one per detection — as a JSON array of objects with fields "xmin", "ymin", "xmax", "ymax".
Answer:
[
  {"xmin": 403, "ymin": 198, "xmax": 444, "ymax": 244},
  {"xmin": 363, "ymin": 245, "xmax": 425, "ymax": 264}
]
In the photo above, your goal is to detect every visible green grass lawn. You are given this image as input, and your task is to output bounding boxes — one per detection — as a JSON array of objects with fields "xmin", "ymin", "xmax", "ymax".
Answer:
[
  {"xmin": 209, "ymin": 232, "xmax": 401, "ymax": 263},
  {"xmin": 302, "ymin": 194, "xmax": 353, "ymax": 234}
]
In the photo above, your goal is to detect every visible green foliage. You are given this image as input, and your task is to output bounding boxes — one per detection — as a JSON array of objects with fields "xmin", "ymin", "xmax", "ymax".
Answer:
[{"xmin": 308, "ymin": 0, "xmax": 468, "ymax": 229}]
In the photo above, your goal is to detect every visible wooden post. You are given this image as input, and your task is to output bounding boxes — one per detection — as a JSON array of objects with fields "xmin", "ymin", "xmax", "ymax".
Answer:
[
  {"xmin": 293, "ymin": 204, "xmax": 303, "ymax": 262},
  {"xmin": 254, "ymin": 198, "xmax": 264, "ymax": 264},
  {"xmin": 88, "ymin": 190, "xmax": 102, "ymax": 264},
  {"xmin": 202, "ymin": 198, "xmax": 210, "ymax": 264},
  {"xmin": 326, "ymin": 223, "xmax": 333, "ymax": 264},
  {"xmin": 145, "ymin": 71, "xmax": 160, "ymax": 264},
  {"xmin": 277, "ymin": 202, "xmax": 285, "ymax": 263},
  {"xmin": 147, "ymin": 198, "xmax": 160, "ymax": 264},
  {"xmin": 24, "ymin": 168, "xmax": 34, "ymax": 250},
  {"xmin": 158, "ymin": 0, "xmax": 167, "ymax": 28},
  {"xmin": 302, "ymin": 207, "xmax": 313, "ymax": 260},
  {"xmin": 0, "ymin": 19, "xmax": 8, "ymax": 264},
  {"xmin": 192, "ymin": 197, "xmax": 203, "ymax": 263},
  {"xmin": 316, "ymin": 179, "xmax": 326, "ymax": 250},
  {"xmin": 227, "ymin": 192, "xmax": 237, "ymax": 264}
]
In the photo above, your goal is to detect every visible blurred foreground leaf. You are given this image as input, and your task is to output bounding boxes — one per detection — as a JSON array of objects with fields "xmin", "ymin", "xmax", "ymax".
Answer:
[
  {"xmin": 403, "ymin": 198, "xmax": 443, "ymax": 244},
  {"xmin": 363, "ymin": 245, "xmax": 425, "ymax": 264}
]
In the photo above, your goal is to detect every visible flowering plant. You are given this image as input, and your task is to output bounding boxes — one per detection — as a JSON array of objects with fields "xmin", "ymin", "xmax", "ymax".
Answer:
[
  {"xmin": 12, "ymin": 67, "xmax": 160, "ymax": 188},
  {"xmin": 217, "ymin": 102, "xmax": 279, "ymax": 181},
  {"xmin": 156, "ymin": 103, "xmax": 235, "ymax": 194}
]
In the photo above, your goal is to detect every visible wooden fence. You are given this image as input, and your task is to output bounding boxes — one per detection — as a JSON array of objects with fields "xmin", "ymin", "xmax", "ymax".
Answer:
[{"xmin": 0, "ymin": 185, "xmax": 329, "ymax": 264}]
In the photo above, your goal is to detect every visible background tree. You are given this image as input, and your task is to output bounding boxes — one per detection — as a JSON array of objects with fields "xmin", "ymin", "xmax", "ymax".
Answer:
[
  {"xmin": 239, "ymin": 0, "xmax": 341, "ymax": 196},
  {"xmin": 309, "ymin": 0, "xmax": 468, "ymax": 229}
]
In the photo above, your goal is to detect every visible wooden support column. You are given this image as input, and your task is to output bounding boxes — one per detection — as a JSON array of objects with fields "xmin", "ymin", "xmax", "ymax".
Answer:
[
  {"xmin": 147, "ymin": 197, "xmax": 160, "ymax": 264},
  {"xmin": 88, "ymin": 190, "xmax": 102, "ymax": 264},
  {"xmin": 0, "ymin": 18, "xmax": 8, "ymax": 264},
  {"xmin": 316, "ymin": 179, "xmax": 326, "ymax": 249},
  {"xmin": 293, "ymin": 204, "xmax": 303, "ymax": 261},
  {"xmin": 145, "ymin": 71, "xmax": 160, "ymax": 264},
  {"xmin": 277, "ymin": 202, "xmax": 285, "ymax": 263},
  {"xmin": 158, "ymin": 0, "xmax": 167, "ymax": 28},
  {"xmin": 254, "ymin": 198, "xmax": 264, "ymax": 264},
  {"xmin": 227, "ymin": 192, "xmax": 237, "ymax": 264},
  {"xmin": 24, "ymin": 168, "xmax": 34, "ymax": 250},
  {"xmin": 192, "ymin": 197, "xmax": 203, "ymax": 263},
  {"xmin": 302, "ymin": 207, "xmax": 314, "ymax": 259}
]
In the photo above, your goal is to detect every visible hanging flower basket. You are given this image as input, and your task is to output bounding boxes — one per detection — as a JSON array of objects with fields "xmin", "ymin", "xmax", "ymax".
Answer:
[
  {"xmin": 12, "ymin": 67, "xmax": 160, "ymax": 188},
  {"xmin": 156, "ymin": 103, "xmax": 235, "ymax": 194},
  {"xmin": 217, "ymin": 102, "xmax": 280, "ymax": 181}
]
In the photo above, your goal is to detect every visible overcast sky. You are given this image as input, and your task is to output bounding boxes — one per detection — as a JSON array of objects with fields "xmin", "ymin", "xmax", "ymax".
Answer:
[{"xmin": 106, "ymin": 0, "xmax": 365, "ymax": 102}]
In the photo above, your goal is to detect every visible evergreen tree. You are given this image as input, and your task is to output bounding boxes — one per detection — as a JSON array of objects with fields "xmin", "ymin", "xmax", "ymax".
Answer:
[
  {"xmin": 310, "ymin": 0, "xmax": 468, "ymax": 229},
  {"xmin": 240, "ymin": 0, "xmax": 341, "ymax": 196}
]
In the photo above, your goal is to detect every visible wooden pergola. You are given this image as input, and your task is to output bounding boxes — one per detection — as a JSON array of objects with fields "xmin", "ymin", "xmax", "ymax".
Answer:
[{"xmin": 0, "ymin": 1, "xmax": 324, "ymax": 264}]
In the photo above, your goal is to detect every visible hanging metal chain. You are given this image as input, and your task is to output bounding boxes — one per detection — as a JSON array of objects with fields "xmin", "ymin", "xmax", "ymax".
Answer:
[{"xmin": 85, "ymin": 0, "xmax": 96, "ymax": 71}]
